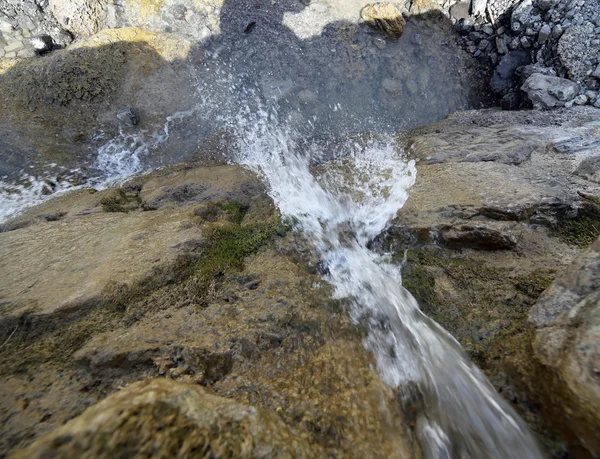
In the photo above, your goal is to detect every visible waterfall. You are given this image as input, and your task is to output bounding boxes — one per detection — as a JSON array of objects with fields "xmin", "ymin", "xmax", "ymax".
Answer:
[{"xmin": 232, "ymin": 105, "xmax": 543, "ymax": 458}]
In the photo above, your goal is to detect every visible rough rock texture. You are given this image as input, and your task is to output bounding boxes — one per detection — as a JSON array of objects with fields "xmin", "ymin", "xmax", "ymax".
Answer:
[
  {"xmin": 378, "ymin": 106, "xmax": 600, "ymax": 456},
  {"xmin": 12, "ymin": 378, "xmax": 315, "ymax": 458},
  {"xmin": 360, "ymin": 2, "xmax": 406, "ymax": 39},
  {"xmin": 521, "ymin": 72, "xmax": 580, "ymax": 108},
  {"xmin": 0, "ymin": 166, "xmax": 261, "ymax": 317},
  {"xmin": 0, "ymin": 163, "xmax": 416, "ymax": 458},
  {"xmin": 529, "ymin": 238, "xmax": 600, "ymax": 456},
  {"xmin": 48, "ymin": 0, "xmax": 108, "ymax": 37}
]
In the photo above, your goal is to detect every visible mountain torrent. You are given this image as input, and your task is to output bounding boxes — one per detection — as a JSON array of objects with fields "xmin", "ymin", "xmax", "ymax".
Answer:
[{"xmin": 1, "ymin": 0, "xmax": 600, "ymax": 458}]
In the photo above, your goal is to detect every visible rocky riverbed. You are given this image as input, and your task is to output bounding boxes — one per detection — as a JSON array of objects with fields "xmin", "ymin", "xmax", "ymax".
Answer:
[{"xmin": 1, "ymin": 0, "xmax": 600, "ymax": 458}]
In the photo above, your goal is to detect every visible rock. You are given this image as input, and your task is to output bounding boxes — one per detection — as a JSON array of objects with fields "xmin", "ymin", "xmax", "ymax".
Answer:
[
  {"xmin": 495, "ymin": 36, "xmax": 509, "ymax": 55},
  {"xmin": 10, "ymin": 379, "xmax": 315, "ymax": 458},
  {"xmin": 521, "ymin": 73, "xmax": 580, "ymax": 109},
  {"xmin": 491, "ymin": 50, "xmax": 532, "ymax": 95},
  {"xmin": 450, "ymin": 1, "xmax": 470, "ymax": 20},
  {"xmin": 537, "ymin": 23, "xmax": 551, "ymax": 43},
  {"xmin": 48, "ymin": 0, "xmax": 107, "ymax": 37},
  {"xmin": 410, "ymin": 0, "xmax": 442, "ymax": 15},
  {"xmin": 529, "ymin": 237, "xmax": 600, "ymax": 455},
  {"xmin": 440, "ymin": 224, "xmax": 517, "ymax": 250},
  {"xmin": 360, "ymin": 3, "xmax": 406, "ymax": 39},
  {"xmin": 500, "ymin": 92, "xmax": 523, "ymax": 110},
  {"xmin": 536, "ymin": 0, "xmax": 558, "ymax": 10},
  {"xmin": 471, "ymin": 0, "xmax": 487, "ymax": 17},
  {"xmin": 574, "ymin": 156, "xmax": 600, "ymax": 183},
  {"xmin": 456, "ymin": 17, "xmax": 475, "ymax": 35},
  {"xmin": 573, "ymin": 94, "xmax": 588, "ymax": 105},
  {"xmin": 558, "ymin": 24, "xmax": 600, "ymax": 80},
  {"xmin": 116, "ymin": 107, "xmax": 139, "ymax": 127},
  {"xmin": 592, "ymin": 65, "xmax": 600, "ymax": 79},
  {"xmin": 29, "ymin": 35, "xmax": 53, "ymax": 53}
]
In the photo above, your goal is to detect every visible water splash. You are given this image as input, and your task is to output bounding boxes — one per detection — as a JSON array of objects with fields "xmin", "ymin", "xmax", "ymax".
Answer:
[{"xmin": 232, "ymin": 106, "xmax": 543, "ymax": 458}]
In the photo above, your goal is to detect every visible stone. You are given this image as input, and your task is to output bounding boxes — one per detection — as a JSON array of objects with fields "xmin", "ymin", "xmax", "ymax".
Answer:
[
  {"xmin": 48, "ymin": 0, "xmax": 108, "ymax": 37},
  {"xmin": 529, "ymin": 237, "xmax": 600, "ymax": 455},
  {"xmin": 361, "ymin": 3, "xmax": 406, "ymax": 39},
  {"xmin": 575, "ymin": 156, "xmax": 600, "ymax": 183},
  {"xmin": 558, "ymin": 24, "xmax": 600, "ymax": 80},
  {"xmin": 116, "ymin": 107, "xmax": 139, "ymax": 127},
  {"xmin": 29, "ymin": 35, "xmax": 53, "ymax": 53},
  {"xmin": 10, "ymin": 379, "xmax": 315, "ymax": 458},
  {"xmin": 573, "ymin": 94, "xmax": 588, "ymax": 105},
  {"xmin": 496, "ymin": 36, "xmax": 509, "ymax": 54},
  {"xmin": 441, "ymin": 224, "xmax": 517, "ymax": 250},
  {"xmin": 410, "ymin": 0, "xmax": 442, "ymax": 15},
  {"xmin": 450, "ymin": 1, "xmax": 471, "ymax": 20},
  {"xmin": 16, "ymin": 48, "xmax": 35, "ymax": 58},
  {"xmin": 536, "ymin": 0, "xmax": 558, "ymax": 10},
  {"xmin": 593, "ymin": 65, "xmax": 600, "ymax": 79},
  {"xmin": 538, "ymin": 24, "xmax": 551, "ymax": 43},
  {"xmin": 471, "ymin": 0, "xmax": 487, "ymax": 17},
  {"xmin": 4, "ymin": 40, "xmax": 24, "ymax": 53},
  {"xmin": 490, "ymin": 50, "xmax": 532, "ymax": 95},
  {"xmin": 500, "ymin": 91, "xmax": 523, "ymax": 110},
  {"xmin": 5, "ymin": 51, "xmax": 16, "ymax": 58},
  {"xmin": 521, "ymin": 73, "xmax": 580, "ymax": 109}
]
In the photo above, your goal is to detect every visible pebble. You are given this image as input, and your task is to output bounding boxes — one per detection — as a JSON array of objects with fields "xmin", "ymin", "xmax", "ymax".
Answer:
[
  {"xmin": 573, "ymin": 94, "xmax": 588, "ymax": 104},
  {"xmin": 538, "ymin": 24, "xmax": 551, "ymax": 42}
]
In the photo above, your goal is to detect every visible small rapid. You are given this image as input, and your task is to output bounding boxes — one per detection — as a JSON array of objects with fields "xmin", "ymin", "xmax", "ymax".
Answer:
[{"xmin": 232, "ymin": 106, "xmax": 543, "ymax": 458}]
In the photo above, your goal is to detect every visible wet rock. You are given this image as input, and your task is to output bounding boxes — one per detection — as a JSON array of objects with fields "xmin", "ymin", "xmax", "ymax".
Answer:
[
  {"xmin": 116, "ymin": 107, "xmax": 138, "ymax": 127},
  {"xmin": 11, "ymin": 379, "xmax": 314, "ymax": 458},
  {"xmin": 529, "ymin": 237, "xmax": 600, "ymax": 455},
  {"xmin": 361, "ymin": 3, "xmax": 406, "ymax": 39},
  {"xmin": 521, "ymin": 73, "xmax": 580, "ymax": 109},
  {"xmin": 440, "ymin": 224, "xmax": 517, "ymax": 250},
  {"xmin": 491, "ymin": 50, "xmax": 532, "ymax": 95}
]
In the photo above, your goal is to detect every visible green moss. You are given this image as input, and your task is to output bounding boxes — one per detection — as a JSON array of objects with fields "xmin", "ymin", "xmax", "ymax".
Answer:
[
  {"xmin": 215, "ymin": 202, "xmax": 249, "ymax": 225},
  {"xmin": 0, "ymin": 200, "xmax": 282, "ymax": 375},
  {"xmin": 551, "ymin": 194, "xmax": 600, "ymax": 247}
]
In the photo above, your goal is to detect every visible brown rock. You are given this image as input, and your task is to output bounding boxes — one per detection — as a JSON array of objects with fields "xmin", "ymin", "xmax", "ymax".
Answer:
[
  {"xmin": 10, "ymin": 378, "xmax": 315, "ymax": 458},
  {"xmin": 361, "ymin": 3, "xmax": 406, "ymax": 39}
]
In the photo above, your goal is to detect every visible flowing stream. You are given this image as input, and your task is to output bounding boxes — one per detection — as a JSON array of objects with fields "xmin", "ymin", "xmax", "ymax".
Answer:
[{"xmin": 232, "ymin": 106, "xmax": 543, "ymax": 458}]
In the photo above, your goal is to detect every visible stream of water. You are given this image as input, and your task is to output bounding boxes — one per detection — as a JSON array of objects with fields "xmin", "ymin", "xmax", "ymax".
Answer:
[{"xmin": 231, "ymin": 105, "xmax": 543, "ymax": 458}]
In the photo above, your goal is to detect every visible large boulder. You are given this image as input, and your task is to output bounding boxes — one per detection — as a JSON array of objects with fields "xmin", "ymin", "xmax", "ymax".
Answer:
[
  {"xmin": 558, "ymin": 24, "xmax": 600, "ymax": 82},
  {"xmin": 490, "ymin": 50, "xmax": 531, "ymax": 95},
  {"xmin": 521, "ymin": 73, "xmax": 580, "ymax": 109},
  {"xmin": 11, "ymin": 378, "xmax": 314, "ymax": 458},
  {"xmin": 529, "ymin": 237, "xmax": 600, "ymax": 455}
]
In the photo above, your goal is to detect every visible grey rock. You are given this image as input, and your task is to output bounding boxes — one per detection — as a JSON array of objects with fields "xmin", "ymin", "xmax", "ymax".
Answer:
[
  {"xmin": 528, "ymin": 238, "xmax": 600, "ymax": 453},
  {"xmin": 450, "ymin": 1, "xmax": 471, "ymax": 20},
  {"xmin": 491, "ymin": 50, "xmax": 532, "ymax": 95},
  {"xmin": 521, "ymin": 73, "xmax": 581, "ymax": 109},
  {"xmin": 573, "ymin": 94, "xmax": 588, "ymax": 105},
  {"xmin": 536, "ymin": 0, "xmax": 558, "ymax": 10},
  {"xmin": 574, "ymin": 156, "xmax": 600, "ymax": 183},
  {"xmin": 538, "ymin": 24, "xmax": 551, "ymax": 43},
  {"xmin": 593, "ymin": 65, "xmax": 600, "ymax": 79},
  {"xmin": 496, "ymin": 36, "xmax": 509, "ymax": 54}
]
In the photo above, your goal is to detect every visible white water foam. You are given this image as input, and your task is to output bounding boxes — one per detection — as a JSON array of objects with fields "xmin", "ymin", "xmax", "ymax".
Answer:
[
  {"xmin": 0, "ymin": 114, "xmax": 181, "ymax": 224},
  {"xmin": 232, "ymin": 106, "xmax": 543, "ymax": 458}
]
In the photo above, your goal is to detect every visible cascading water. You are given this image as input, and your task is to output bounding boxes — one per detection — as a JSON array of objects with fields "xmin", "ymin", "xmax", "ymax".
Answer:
[{"xmin": 231, "ymin": 106, "xmax": 543, "ymax": 458}]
